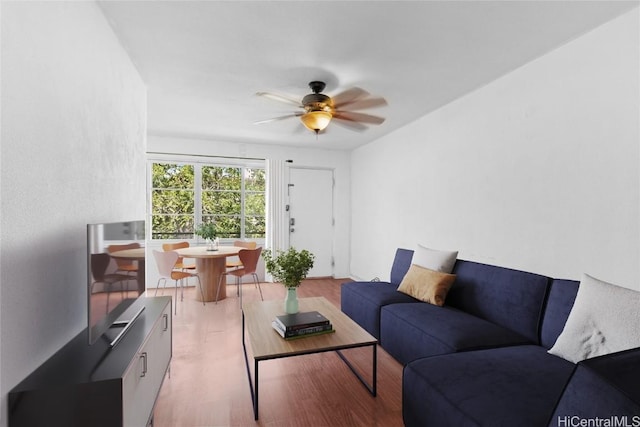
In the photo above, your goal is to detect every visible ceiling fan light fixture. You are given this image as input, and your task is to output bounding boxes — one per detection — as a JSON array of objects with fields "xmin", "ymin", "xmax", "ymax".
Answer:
[
  {"xmin": 257, "ymin": 80, "xmax": 386, "ymax": 136},
  {"xmin": 300, "ymin": 111, "xmax": 332, "ymax": 134}
]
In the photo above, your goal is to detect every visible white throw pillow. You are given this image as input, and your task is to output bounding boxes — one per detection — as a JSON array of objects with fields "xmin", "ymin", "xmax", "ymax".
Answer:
[
  {"xmin": 548, "ymin": 273, "xmax": 640, "ymax": 363},
  {"xmin": 413, "ymin": 244, "xmax": 458, "ymax": 274}
]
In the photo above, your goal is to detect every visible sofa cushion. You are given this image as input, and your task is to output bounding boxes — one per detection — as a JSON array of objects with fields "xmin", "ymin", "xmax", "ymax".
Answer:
[
  {"xmin": 389, "ymin": 248, "xmax": 414, "ymax": 285},
  {"xmin": 403, "ymin": 346, "xmax": 575, "ymax": 427},
  {"xmin": 413, "ymin": 244, "xmax": 458, "ymax": 273},
  {"xmin": 380, "ymin": 302, "xmax": 531, "ymax": 365},
  {"xmin": 448, "ymin": 259, "xmax": 550, "ymax": 344},
  {"xmin": 578, "ymin": 347, "xmax": 640, "ymax": 405},
  {"xmin": 397, "ymin": 264, "xmax": 456, "ymax": 306},
  {"xmin": 540, "ymin": 279, "xmax": 579, "ymax": 349},
  {"xmin": 551, "ymin": 349, "xmax": 640, "ymax": 425},
  {"xmin": 341, "ymin": 281, "xmax": 417, "ymax": 339},
  {"xmin": 549, "ymin": 273, "xmax": 640, "ymax": 363}
]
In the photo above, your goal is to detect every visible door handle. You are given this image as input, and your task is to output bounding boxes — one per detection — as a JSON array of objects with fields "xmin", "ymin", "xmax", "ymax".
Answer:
[
  {"xmin": 290, "ymin": 218, "xmax": 295, "ymax": 226},
  {"xmin": 290, "ymin": 228, "xmax": 295, "ymax": 233}
]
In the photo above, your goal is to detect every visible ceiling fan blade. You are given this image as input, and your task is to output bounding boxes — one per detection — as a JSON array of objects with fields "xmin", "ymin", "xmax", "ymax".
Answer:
[
  {"xmin": 334, "ymin": 111, "xmax": 386, "ymax": 125},
  {"xmin": 339, "ymin": 97, "xmax": 388, "ymax": 111},
  {"xmin": 330, "ymin": 118, "xmax": 368, "ymax": 132},
  {"xmin": 331, "ymin": 87, "xmax": 369, "ymax": 107},
  {"xmin": 253, "ymin": 112, "xmax": 302, "ymax": 125},
  {"xmin": 256, "ymin": 92, "xmax": 302, "ymax": 108}
]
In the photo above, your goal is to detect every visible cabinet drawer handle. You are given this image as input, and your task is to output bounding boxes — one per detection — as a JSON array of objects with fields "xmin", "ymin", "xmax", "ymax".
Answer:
[
  {"xmin": 163, "ymin": 313, "xmax": 169, "ymax": 331},
  {"xmin": 140, "ymin": 352, "xmax": 148, "ymax": 378}
]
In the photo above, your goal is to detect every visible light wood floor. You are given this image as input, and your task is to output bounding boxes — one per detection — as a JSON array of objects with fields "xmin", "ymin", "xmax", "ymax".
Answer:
[{"xmin": 152, "ymin": 278, "xmax": 404, "ymax": 427}]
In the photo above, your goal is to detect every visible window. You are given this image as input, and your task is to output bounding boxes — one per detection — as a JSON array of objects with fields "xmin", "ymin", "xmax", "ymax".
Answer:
[
  {"xmin": 150, "ymin": 161, "xmax": 265, "ymax": 240},
  {"xmin": 151, "ymin": 163, "xmax": 194, "ymax": 239}
]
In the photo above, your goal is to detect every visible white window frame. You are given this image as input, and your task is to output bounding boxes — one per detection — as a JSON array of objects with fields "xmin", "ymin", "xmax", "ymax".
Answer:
[{"xmin": 147, "ymin": 155, "xmax": 266, "ymax": 243}]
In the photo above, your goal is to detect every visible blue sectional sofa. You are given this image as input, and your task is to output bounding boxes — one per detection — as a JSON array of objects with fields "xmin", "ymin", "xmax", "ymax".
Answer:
[{"xmin": 341, "ymin": 249, "xmax": 640, "ymax": 426}]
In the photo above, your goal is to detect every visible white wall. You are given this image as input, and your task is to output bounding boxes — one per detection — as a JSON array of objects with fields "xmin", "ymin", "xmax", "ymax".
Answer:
[
  {"xmin": 351, "ymin": 9, "xmax": 640, "ymax": 289},
  {"xmin": 147, "ymin": 135, "xmax": 351, "ymax": 278},
  {"xmin": 0, "ymin": 2, "xmax": 146, "ymax": 424}
]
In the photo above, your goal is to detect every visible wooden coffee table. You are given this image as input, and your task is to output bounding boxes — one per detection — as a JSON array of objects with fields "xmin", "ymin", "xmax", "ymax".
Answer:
[{"xmin": 242, "ymin": 296, "xmax": 378, "ymax": 420}]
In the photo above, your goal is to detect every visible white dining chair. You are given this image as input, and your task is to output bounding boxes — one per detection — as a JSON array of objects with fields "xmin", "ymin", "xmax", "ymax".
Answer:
[
  {"xmin": 162, "ymin": 241, "xmax": 197, "ymax": 272},
  {"xmin": 152, "ymin": 250, "xmax": 205, "ymax": 314}
]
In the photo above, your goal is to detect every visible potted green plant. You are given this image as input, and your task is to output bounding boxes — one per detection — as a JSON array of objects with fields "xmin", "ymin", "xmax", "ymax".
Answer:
[
  {"xmin": 262, "ymin": 247, "xmax": 315, "ymax": 314},
  {"xmin": 194, "ymin": 222, "xmax": 218, "ymax": 251}
]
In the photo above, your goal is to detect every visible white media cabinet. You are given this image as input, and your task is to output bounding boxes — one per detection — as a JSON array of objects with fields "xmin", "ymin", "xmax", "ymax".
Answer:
[{"xmin": 8, "ymin": 296, "xmax": 172, "ymax": 427}]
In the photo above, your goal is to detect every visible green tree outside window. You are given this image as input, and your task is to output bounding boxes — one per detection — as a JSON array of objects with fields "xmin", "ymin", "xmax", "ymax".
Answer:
[{"xmin": 150, "ymin": 162, "xmax": 265, "ymax": 240}]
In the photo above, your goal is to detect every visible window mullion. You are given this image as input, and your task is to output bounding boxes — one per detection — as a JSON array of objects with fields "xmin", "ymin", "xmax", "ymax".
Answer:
[
  {"xmin": 240, "ymin": 167, "xmax": 246, "ymax": 239},
  {"xmin": 194, "ymin": 164, "xmax": 203, "ymax": 230}
]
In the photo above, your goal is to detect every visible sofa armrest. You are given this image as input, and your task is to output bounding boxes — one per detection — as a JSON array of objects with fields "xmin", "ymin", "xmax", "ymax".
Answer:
[{"xmin": 549, "ymin": 348, "xmax": 640, "ymax": 426}]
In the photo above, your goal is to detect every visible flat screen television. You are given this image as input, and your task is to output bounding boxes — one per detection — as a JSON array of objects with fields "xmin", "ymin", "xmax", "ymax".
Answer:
[{"xmin": 87, "ymin": 220, "xmax": 146, "ymax": 346}]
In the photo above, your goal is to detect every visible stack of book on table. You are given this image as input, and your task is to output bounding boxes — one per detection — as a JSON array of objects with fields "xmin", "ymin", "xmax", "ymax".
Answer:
[{"xmin": 271, "ymin": 310, "xmax": 335, "ymax": 340}]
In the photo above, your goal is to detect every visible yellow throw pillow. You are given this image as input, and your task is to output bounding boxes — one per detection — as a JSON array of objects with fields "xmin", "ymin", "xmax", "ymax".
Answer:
[{"xmin": 397, "ymin": 264, "xmax": 456, "ymax": 306}]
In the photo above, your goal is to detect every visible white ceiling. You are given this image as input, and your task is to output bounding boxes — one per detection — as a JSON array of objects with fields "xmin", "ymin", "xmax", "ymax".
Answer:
[{"xmin": 98, "ymin": 1, "xmax": 637, "ymax": 150}]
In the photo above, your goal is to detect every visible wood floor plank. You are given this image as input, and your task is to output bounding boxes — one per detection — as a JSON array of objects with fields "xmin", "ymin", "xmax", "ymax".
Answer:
[{"xmin": 152, "ymin": 278, "xmax": 403, "ymax": 427}]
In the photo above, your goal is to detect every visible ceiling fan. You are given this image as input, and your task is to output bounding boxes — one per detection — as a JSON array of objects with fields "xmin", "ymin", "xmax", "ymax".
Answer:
[{"xmin": 255, "ymin": 81, "xmax": 387, "ymax": 135}]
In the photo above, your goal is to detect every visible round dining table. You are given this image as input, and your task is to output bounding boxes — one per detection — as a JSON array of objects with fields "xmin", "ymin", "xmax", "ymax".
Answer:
[{"xmin": 175, "ymin": 246, "xmax": 241, "ymax": 302}]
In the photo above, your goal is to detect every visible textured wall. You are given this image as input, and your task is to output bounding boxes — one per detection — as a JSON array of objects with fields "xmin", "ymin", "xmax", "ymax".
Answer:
[
  {"xmin": 351, "ymin": 9, "xmax": 639, "ymax": 289},
  {"xmin": 0, "ymin": 2, "xmax": 146, "ymax": 423}
]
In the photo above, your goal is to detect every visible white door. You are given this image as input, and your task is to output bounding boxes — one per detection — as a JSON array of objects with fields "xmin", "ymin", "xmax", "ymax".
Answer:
[{"xmin": 288, "ymin": 168, "xmax": 334, "ymax": 278}]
